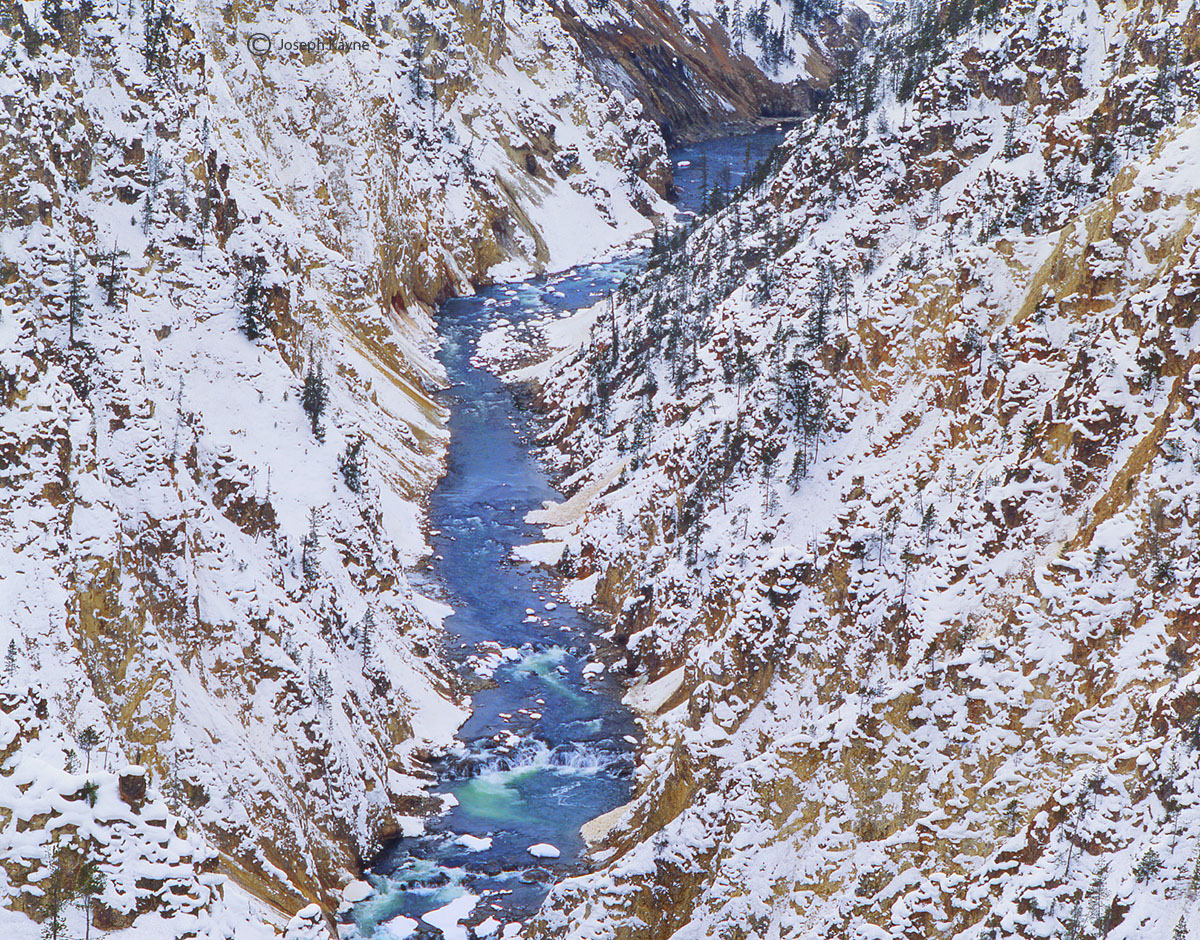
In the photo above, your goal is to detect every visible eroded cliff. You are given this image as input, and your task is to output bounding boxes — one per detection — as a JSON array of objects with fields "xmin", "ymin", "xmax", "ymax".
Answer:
[
  {"xmin": 0, "ymin": 0, "xmax": 673, "ymax": 931},
  {"xmin": 484, "ymin": 0, "xmax": 1200, "ymax": 936}
]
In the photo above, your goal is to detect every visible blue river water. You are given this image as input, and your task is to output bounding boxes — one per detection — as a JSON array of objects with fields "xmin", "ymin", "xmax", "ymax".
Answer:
[{"xmin": 350, "ymin": 128, "xmax": 785, "ymax": 939}]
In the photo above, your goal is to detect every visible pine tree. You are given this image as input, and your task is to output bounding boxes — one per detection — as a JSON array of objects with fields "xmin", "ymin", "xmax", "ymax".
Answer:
[
  {"xmin": 1003, "ymin": 798, "xmax": 1020, "ymax": 835},
  {"xmin": 301, "ymin": 508, "xmax": 320, "ymax": 584},
  {"xmin": 138, "ymin": 134, "xmax": 164, "ymax": 242},
  {"xmin": 361, "ymin": 607, "xmax": 373, "ymax": 664},
  {"xmin": 99, "ymin": 244, "xmax": 125, "ymax": 308},
  {"xmin": 312, "ymin": 668, "xmax": 331, "ymax": 705},
  {"xmin": 1085, "ymin": 863, "xmax": 1110, "ymax": 927},
  {"xmin": 761, "ymin": 436, "xmax": 775, "ymax": 514},
  {"xmin": 1063, "ymin": 902, "xmax": 1083, "ymax": 940},
  {"xmin": 805, "ymin": 266, "xmax": 831, "ymax": 348},
  {"xmin": 805, "ymin": 387, "xmax": 825, "ymax": 457},
  {"xmin": 42, "ymin": 0, "xmax": 65, "ymax": 34},
  {"xmin": 301, "ymin": 359, "xmax": 328, "ymax": 439},
  {"xmin": 198, "ymin": 128, "xmax": 213, "ymax": 258},
  {"xmin": 4, "ymin": 639, "xmax": 17, "ymax": 680},
  {"xmin": 1004, "ymin": 105, "xmax": 1021, "ymax": 158},
  {"xmin": 899, "ymin": 544, "xmax": 919, "ymax": 606},
  {"xmin": 1134, "ymin": 848, "xmax": 1163, "ymax": 882},
  {"xmin": 142, "ymin": 0, "xmax": 169, "ymax": 74},
  {"xmin": 77, "ymin": 725, "xmax": 99, "ymax": 772},
  {"xmin": 40, "ymin": 852, "xmax": 70, "ymax": 940},
  {"xmin": 609, "ymin": 300, "xmax": 620, "ymax": 367},
  {"xmin": 409, "ymin": 13, "xmax": 428, "ymax": 99},
  {"xmin": 239, "ymin": 257, "xmax": 269, "ymax": 341},
  {"xmin": 77, "ymin": 857, "xmax": 105, "ymax": 940},
  {"xmin": 921, "ymin": 503, "xmax": 936, "ymax": 547},
  {"xmin": 67, "ymin": 251, "xmax": 84, "ymax": 346},
  {"xmin": 339, "ymin": 438, "xmax": 364, "ymax": 493}
]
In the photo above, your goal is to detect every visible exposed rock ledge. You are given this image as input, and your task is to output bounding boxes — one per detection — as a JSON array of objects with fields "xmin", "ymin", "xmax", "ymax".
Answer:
[{"xmin": 556, "ymin": 0, "xmax": 872, "ymax": 144}]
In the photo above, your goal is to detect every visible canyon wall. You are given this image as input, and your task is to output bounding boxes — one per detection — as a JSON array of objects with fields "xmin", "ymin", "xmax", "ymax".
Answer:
[
  {"xmin": 487, "ymin": 0, "xmax": 1200, "ymax": 936},
  {"xmin": 0, "ymin": 0, "xmax": 860, "ymax": 930},
  {"xmin": 0, "ymin": 0, "xmax": 670, "ymax": 932}
]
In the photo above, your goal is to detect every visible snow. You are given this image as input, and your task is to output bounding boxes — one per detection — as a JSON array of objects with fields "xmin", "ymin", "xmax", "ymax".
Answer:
[
  {"xmin": 341, "ymin": 880, "xmax": 374, "ymax": 904},
  {"xmin": 10, "ymin": 0, "xmax": 1200, "ymax": 933},
  {"xmin": 0, "ymin": 879, "xmax": 279, "ymax": 940},
  {"xmin": 581, "ymin": 799, "xmax": 636, "ymax": 845},
  {"xmin": 421, "ymin": 894, "xmax": 480, "ymax": 940},
  {"xmin": 512, "ymin": 540, "xmax": 566, "ymax": 566},
  {"xmin": 457, "ymin": 834, "xmax": 494, "ymax": 852},
  {"xmin": 0, "ymin": 0, "xmax": 677, "ymax": 926},
  {"xmin": 528, "ymin": 842, "xmax": 562, "ymax": 858},
  {"xmin": 475, "ymin": 0, "xmax": 1200, "ymax": 936},
  {"xmin": 526, "ymin": 456, "xmax": 629, "ymax": 526},
  {"xmin": 563, "ymin": 573, "xmax": 601, "ymax": 606},
  {"xmin": 625, "ymin": 666, "xmax": 687, "ymax": 716},
  {"xmin": 377, "ymin": 917, "xmax": 420, "ymax": 939}
]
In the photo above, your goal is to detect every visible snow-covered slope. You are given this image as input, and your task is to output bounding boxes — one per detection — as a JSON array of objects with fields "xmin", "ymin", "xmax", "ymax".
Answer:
[
  {"xmin": 0, "ymin": 0, "xmax": 685, "ymax": 932},
  {"xmin": 484, "ymin": 0, "xmax": 1200, "ymax": 936}
]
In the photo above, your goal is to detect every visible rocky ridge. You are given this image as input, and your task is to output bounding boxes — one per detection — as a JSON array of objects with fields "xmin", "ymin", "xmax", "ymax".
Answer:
[{"xmin": 551, "ymin": 0, "xmax": 869, "ymax": 145}]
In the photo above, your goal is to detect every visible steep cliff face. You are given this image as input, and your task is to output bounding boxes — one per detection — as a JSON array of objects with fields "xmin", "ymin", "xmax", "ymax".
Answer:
[
  {"xmin": 483, "ymin": 0, "xmax": 1200, "ymax": 936},
  {"xmin": 550, "ymin": 0, "xmax": 871, "ymax": 144},
  {"xmin": 0, "ymin": 0, "xmax": 677, "ymax": 932}
]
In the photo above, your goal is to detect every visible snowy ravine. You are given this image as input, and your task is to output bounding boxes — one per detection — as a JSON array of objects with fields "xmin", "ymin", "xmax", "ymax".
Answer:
[
  {"xmin": 0, "ymin": 0, "xmax": 667, "ymax": 931},
  {"xmin": 0, "ymin": 0, "xmax": 861, "ymax": 928},
  {"xmin": 479, "ymin": 0, "xmax": 1200, "ymax": 937},
  {"xmin": 346, "ymin": 131, "xmax": 784, "ymax": 940},
  {"xmin": 0, "ymin": 1, "xmax": 817, "ymax": 939}
]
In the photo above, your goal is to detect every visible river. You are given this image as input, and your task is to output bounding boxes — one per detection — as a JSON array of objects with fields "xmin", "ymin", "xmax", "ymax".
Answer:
[{"xmin": 347, "ymin": 128, "xmax": 785, "ymax": 940}]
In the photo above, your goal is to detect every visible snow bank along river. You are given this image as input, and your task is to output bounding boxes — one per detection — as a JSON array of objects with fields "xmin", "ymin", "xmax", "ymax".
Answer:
[{"xmin": 348, "ymin": 129, "xmax": 785, "ymax": 939}]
